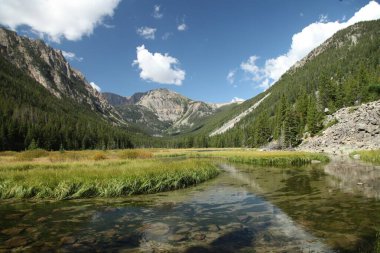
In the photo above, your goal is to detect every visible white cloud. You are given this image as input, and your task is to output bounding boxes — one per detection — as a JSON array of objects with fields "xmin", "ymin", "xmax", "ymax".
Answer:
[
  {"xmin": 137, "ymin": 27, "xmax": 156, "ymax": 40},
  {"xmin": 227, "ymin": 70, "xmax": 236, "ymax": 84},
  {"xmin": 89, "ymin": 82, "xmax": 101, "ymax": 92},
  {"xmin": 241, "ymin": 1, "xmax": 380, "ymax": 89},
  {"xmin": 0, "ymin": 0, "xmax": 121, "ymax": 43},
  {"xmin": 319, "ymin": 14, "xmax": 329, "ymax": 23},
  {"xmin": 177, "ymin": 23, "xmax": 187, "ymax": 31},
  {"xmin": 133, "ymin": 45, "xmax": 185, "ymax": 85},
  {"xmin": 231, "ymin": 97, "xmax": 245, "ymax": 103},
  {"xmin": 240, "ymin": 55, "xmax": 264, "ymax": 82},
  {"xmin": 153, "ymin": 5, "xmax": 163, "ymax": 19},
  {"xmin": 62, "ymin": 51, "xmax": 83, "ymax": 62},
  {"xmin": 259, "ymin": 79, "xmax": 270, "ymax": 90},
  {"xmin": 162, "ymin": 32, "xmax": 172, "ymax": 40}
]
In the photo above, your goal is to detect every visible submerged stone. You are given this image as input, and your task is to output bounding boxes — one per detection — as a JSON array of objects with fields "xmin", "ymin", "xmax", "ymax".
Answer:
[
  {"xmin": 168, "ymin": 234, "xmax": 187, "ymax": 242},
  {"xmin": 1, "ymin": 227, "xmax": 24, "ymax": 236},
  {"xmin": 60, "ymin": 236, "xmax": 76, "ymax": 245},
  {"xmin": 143, "ymin": 222, "xmax": 170, "ymax": 236},
  {"xmin": 5, "ymin": 236, "xmax": 29, "ymax": 248}
]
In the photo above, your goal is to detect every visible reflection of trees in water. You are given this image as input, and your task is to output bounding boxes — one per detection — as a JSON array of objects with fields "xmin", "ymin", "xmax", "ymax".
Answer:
[{"xmin": 323, "ymin": 157, "xmax": 380, "ymax": 199}]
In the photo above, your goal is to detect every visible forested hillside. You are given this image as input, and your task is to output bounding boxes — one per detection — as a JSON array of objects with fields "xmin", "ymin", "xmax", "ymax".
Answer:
[
  {"xmin": 151, "ymin": 20, "xmax": 380, "ymax": 148},
  {"xmin": 0, "ymin": 56, "xmax": 136, "ymax": 150},
  {"xmin": 205, "ymin": 20, "xmax": 380, "ymax": 148},
  {"xmin": 0, "ymin": 20, "xmax": 379, "ymax": 151}
]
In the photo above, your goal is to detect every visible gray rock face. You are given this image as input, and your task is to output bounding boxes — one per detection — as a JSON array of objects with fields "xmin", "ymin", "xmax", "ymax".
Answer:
[
  {"xmin": 0, "ymin": 28, "xmax": 123, "ymax": 124},
  {"xmin": 298, "ymin": 100, "xmax": 380, "ymax": 154},
  {"xmin": 104, "ymin": 88, "xmax": 219, "ymax": 134}
]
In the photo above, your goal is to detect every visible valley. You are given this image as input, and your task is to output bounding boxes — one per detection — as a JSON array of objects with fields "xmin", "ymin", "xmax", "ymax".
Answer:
[{"xmin": 0, "ymin": 2, "xmax": 379, "ymax": 253}]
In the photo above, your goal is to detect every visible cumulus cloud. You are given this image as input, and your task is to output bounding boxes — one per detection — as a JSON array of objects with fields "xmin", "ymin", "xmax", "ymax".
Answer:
[
  {"xmin": 137, "ymin": 26, "xmax": 156, "ymax": 40},
  {"xmin": 177, "ymin": 23, "xmax": 187, "ymax": 31},
  {"xmin": 133, "ymin": 45, "xmax": 185, "ymax": 85},
  {"xmin": 227, "ymin": 70, "xmax": 236, "ymax": 84},
  {"xmin": 240, "ymin": 56, "xmax": 263, "ymax": 81},
  {"xmin": 62, "ymin": 51, "xmax": 83, "ymax": 62},
  {"xmin": 89, "ymin": 82, "xmax": 101, "ymax": 92},
  {"xmin": 0, "ymin": 0, "xmax": 121, "ymax": 42},
  {"xmin": 231, "ymin": 97, "xmax": 245, "ymax": 103},
  {"xmin": 153, "ymin": 5, "xmax": 163, "ymax": 19},
  {"xmin": 241, "ymin": 1, "xmax": 380, "ymax": 89},
  {"xmin": 177, "ymin": 16, "xmax": 188, "ymax": 31}
]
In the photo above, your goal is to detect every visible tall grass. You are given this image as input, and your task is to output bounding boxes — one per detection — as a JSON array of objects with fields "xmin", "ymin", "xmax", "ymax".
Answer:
[
  {"xmin": 155, "ymin": 149, "xmax": 329, "ymax": 166},
  {"xmin": 0, "ymin": 159, "xmax": 219, "ymax": 200},
  {"xmin": 351, "ymin": 150, "xmax": 380, "ymax": 165}
]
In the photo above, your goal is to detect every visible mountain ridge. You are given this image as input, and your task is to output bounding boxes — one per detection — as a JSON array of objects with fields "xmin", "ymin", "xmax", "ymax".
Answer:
[
  {"xmin": 103, "ymin": 88, "xmax": 238, "ymax": 135},
  {"xmin": 0, "ymin": 28, "xmax": 123, "ymax": 124}
]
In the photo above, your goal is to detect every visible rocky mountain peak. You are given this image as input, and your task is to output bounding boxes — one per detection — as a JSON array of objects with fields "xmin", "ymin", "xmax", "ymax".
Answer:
[
  {"xmin": 103, "ymin": 88, "xmax": 220, "ymax": 134},
  {"xmin": 0, "ymin": 28, "xmax": 122, "ymax": 123}
]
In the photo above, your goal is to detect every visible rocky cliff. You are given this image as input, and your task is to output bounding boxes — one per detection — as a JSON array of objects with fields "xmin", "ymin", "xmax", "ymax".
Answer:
[
  {"xmin": 298, "ymin": 100, "xmax": 380, "ymax": 154},
  {"xmin": 0, "ymin": 28, "xmax": 122, "ymax": 123},
  {"xmin": 104, "ymin": 88, "xmax": 224, "ymax": 135}
]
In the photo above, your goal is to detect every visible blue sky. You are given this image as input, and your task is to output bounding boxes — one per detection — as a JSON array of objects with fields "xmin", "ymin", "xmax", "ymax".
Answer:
[{"xmin": 1, "ymin": 0, "xmax": 380, "ymax": 103}]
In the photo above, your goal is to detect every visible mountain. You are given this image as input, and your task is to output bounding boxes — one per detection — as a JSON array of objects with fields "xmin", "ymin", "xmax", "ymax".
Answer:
[
  {"xmin": 199, "ymin": 20, "xmax": 380, "ymax": 148},
  {"xmin": 160, "ymin": 20, "xmax": 380, "ymax": 149},
  {"xmin": 103, "ymin": 88, "xmax": 233, "ymax": 135},
  {"xmin": 0, "ymin": 28, "xmax": 123, "ymax": 124},
  {"xmin": 0, "ymin": 28, "xmax": 141, "ymax": 150},
  {"xmin": 1, "ymin": 20, "xmax": 379, "ymax": 151}
]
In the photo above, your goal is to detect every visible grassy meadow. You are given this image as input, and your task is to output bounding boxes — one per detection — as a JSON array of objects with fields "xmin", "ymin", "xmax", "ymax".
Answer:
[
  {"xmin": 0, "ymin": 149, "xmax": 219, "ymax": 200},
  {"xmin": 154, "ymin": 148, "xmax": 329, "ymax": 166},
  {"xmin": 0, "ymin": 148, "xmax": 329, "ymax": 200},
  {"xmin": 351, "ymin": 149, "xmax": 380, "ymax": 165}
]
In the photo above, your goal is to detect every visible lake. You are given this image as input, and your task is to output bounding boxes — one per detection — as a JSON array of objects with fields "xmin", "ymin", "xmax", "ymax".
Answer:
[{"xmin": 0, "ymin": 157, "xmax": 379, "ymax": 252}]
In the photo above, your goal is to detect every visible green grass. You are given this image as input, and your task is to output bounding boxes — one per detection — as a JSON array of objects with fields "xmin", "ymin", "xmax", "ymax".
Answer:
[
  {"xmin": 351, "ymin": 150, "xmax": 380, "ymax": 165},
  {"xmin": 0, "ymin": 159, "xmax": 219, "ymax": 200},
  {"xmin": 0, "ymin": 148, "xmax": 330, "ymax": 200},
  {"xmin": 155, "ymin": 149, "xmax": 329, "ymax": 166}
]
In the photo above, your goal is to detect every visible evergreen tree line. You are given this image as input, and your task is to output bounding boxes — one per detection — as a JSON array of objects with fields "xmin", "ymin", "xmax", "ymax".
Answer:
[
  {"xmin": 1, "ymin": 21, "xmax": 379, "ymax": 151},
  {"xmin": 201, "ymin": 21, "xmax": 380, "ymax": 148},
  {"xmin": 0, "ymin": 56, "xmax": 134, "ymax": 151},
  {"xmin": 162, "ymin": 20, "xmax": 380, "ymax": 149}
]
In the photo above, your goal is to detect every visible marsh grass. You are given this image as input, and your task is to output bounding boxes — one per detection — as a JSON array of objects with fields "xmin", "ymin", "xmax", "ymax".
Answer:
[
  {"xmin": 1, "ymin": 149, "xmax": 154, "ymax": 163},
  {"xmin": 16, "ymin": 149, "xmax": 49, "ymax": 161},
  {"xmin": 155, "ymin": 149, "xmax": 329, "ymax": 166},
  {"xmin": 117, "ymin": 149, "xmax": 153, "ymax": 159},
  {"xmin": 0, "ymin": 148, "xmax": 329, "ymax": 200},
  {"xmin": 351, "ymin": 150, "xmax": 380, "ymax": 165},
  {"xmin": 0, "ymin": 159, "xmax": 218, "ymax": 200}
]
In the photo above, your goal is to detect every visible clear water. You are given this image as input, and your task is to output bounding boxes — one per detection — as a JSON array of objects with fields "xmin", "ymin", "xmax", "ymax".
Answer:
[{"xmin": 0, "ymin": 157, "xmax": 379, "ymax": 252}]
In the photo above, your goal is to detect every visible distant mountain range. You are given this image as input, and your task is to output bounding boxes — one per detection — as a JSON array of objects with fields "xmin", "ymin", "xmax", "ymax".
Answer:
[
  {"xmin": 0, "ymin": 19, "xmax": 379, "ymax": 150},
  {"xmin": 103, "ymin": 89, "xmax": 239, "ymax": 135}
]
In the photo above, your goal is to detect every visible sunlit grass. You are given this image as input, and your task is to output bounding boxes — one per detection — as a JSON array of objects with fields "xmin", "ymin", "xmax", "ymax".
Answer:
[
  {"xmin": 0, "ymin": 149, "xmax": 219, "ymax": 200},
  {"xmin": 351, "ymin": 149, "xmax": 380, "ymax": 165},
  {"xmin": 154, "ymin": 148, "xmax": 329, "ymax": 166},
  {"xmin": 0, "ymin": 148, "xmax": 330, "ymax": 200}
]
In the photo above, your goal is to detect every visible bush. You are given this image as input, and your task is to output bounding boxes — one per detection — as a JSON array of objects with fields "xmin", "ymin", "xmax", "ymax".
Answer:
[
  {"xmin": 368, "ymin": 84, "xmax": 380, "ymax": 95},
  {"xmin": 118, "ymin": 150, "xmax": 153, "ymax": 159},
  {"xmin": 93, "ymin": 152, "xmax": 107, "ymax": 161}
]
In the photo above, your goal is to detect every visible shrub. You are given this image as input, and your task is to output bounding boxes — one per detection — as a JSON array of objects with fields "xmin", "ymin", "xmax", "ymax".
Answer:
[
  {"xmin": 93, "ymin": 152, "xmax": 107, "ymax": 161},
  {"xmin": 118, "ymin": 150, "xmax": 153, "ymax": 159}
]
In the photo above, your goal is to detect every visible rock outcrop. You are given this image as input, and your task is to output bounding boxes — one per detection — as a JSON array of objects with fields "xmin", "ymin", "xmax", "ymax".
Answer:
[
  {"xmin": 299, "ymin": 100, "xmax": 380, "ymax": 154},
  {"xmin": 104, "ymin": 88, "xmax": 223, "ymax": 134},
  {"xmin": 0, "ymin": 28, "xmax": 123, "ymax": 124}
]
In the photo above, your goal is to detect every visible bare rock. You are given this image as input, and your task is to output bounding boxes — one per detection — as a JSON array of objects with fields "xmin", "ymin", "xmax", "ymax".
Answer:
[{"xmin": 298, "ymin": 100, "xmax": 380, "ymax": 154}]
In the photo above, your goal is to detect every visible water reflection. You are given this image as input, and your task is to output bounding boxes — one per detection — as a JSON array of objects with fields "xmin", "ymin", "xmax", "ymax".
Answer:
[
  {"xmin": 0, "ymin": 159, "xmax": 379, "ymax": 252},
  {"xmin": 323, "ymin": 156, "xmax": 380, "ymax": 199}
]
